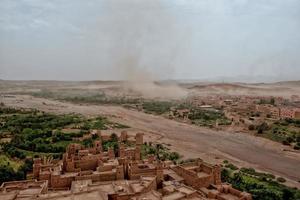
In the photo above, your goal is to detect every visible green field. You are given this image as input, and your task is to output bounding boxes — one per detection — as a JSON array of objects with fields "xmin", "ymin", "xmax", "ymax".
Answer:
[
  {"xmin": 0, "ymin": 106, "xmax": 129, "ymax": 183},
  {"xmin": 0, "ymin": 154, "xmax": 23, "ymax": 171},
  {"xmin": 254, "ymin": 119, "xmax": 300, "ymax": 149},
  {"xmin": 222, "ymin": 161, "xmax": 300, "ymax": 200}
]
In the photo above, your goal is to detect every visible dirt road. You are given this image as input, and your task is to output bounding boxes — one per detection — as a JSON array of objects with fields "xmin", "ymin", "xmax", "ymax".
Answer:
[{"xmin": 2, "ymin": 95, "xmax": 300, "ymax": 187}]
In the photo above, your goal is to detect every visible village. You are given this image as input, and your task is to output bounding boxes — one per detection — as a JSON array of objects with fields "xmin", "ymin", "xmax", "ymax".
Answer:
[
  {"xmin": 0, "ymin": 131, "xmax": 253, "ymax": 200},
  {"xmin": 156, "ymin": 94, "xmax": 299, "ymax": 148},
  {"xmin": 1, "ymin": 91, "xmax": 300, "ymax": 200},
  {"xmin": 1, "ymin": 0, "xmax": 300, "ymax": 199}
]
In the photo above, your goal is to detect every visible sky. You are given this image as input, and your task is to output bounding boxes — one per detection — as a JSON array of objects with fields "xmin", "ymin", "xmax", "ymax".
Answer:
[{"xmin": 0, "ymin": 0, "xmax": 300, "ymax": 82}]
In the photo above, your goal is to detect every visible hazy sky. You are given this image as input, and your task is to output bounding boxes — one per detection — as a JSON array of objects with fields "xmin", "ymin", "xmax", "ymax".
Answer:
[{"xmin": 0, "ymin": 0, "xmax": 300, "ymax": 82}]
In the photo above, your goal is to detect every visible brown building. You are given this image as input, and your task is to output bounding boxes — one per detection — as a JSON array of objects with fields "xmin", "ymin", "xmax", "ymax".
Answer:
[
  {"xmin": 1, "ymin": 132, "xmax": 252, "ymax": 200},
  {"xmin": 33, "ymin": 133, "xmax": 143, "ymax": 189},
  {"xmin": 255, "ymin": 104, "xmax": 280, "ymax": 119},
  {"xmin": 280, "ymin": 107, "xmax": 300, "ymax": 119},
  {"xmin": 0, "ymin": 179, "xmax": 48, "ymax": 200},
  {"xmin": 200, "ymin": 184, "xmax": 252, "ymax": 200},
  {"xmin": 171, "ymin": 159, "xmax": 221, "ymax": 189}
]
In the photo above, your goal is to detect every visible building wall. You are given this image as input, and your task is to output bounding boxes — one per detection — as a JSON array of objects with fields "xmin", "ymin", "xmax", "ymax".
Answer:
[
  {"xmin": 280, "ymin": 107, "xmax": 295, "ymax": 119},
  {"xmin": 75, "ymin": 172, "xmax": 116, "ymax": 182},
  {"xmin": 135, "ymin": 133, "xmax": 143, "ymax": 145},
  {"xmin": 33, "ymin": 158, "xmax": 41, "ymax": 178},
  {"xmin": 256, "ymin": 105, "xmax": 280, "ymax": 119},
  {"xmin": 75, "ymin": 158, "xmax": 99, "ymax": 171},
  {"xmin": 172, "ymin": 166, "xmax": 214, "ymax": 189},
  {"xmin": 172, "ymin": 161, "xmax": 221, "ymax": 190},
  {"xmin": 295, "ymin": 111, "xmax": 300, "ymax": 119},
  {"xmin": 51, "ymin": 175, "xmax": 74, "ymax": 189}
]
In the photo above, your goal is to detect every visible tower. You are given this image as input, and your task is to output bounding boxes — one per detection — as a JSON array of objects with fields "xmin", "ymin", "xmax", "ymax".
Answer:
[
  {"xmin": 135, "ymin": 145, "xmax": 141, "ymax": 160},
  {"xmin": 135, "ymin": 133, "xmax": 143, "ymax": 145},
  {"xmin": 120, "ymin": 131, "xmax": 128, "ymax": 142},
  {"xmin": 119, "ymin": 143, "xmax": 125, "ymax": 158},
  {"xmin": 108, "ymin": 147, "xmax": 115, "ymax": 159},
  {"xmin": 94, "ymin": 140, "xmax": 102, "ymax": 153},
  {"xmin": 33, "ymin": 158, "xmax": 42, "ymax": 179}
]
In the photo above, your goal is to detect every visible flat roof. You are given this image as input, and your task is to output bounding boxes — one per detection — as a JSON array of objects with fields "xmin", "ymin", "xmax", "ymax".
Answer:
[
  {"xmin": 0, "ymin": 193, "xmax": 17, "ymax": 200},
  {"xmin": 39, "ymin": 190, "xmax": 106, "ymax": 200},
  {"xmin": 219, "ymin": 193, "xmax": 240, "ymax": 200},
  {"xmin": 167, "ymin": 172, "xmax": 184, "ymax": 182},
  {"xmin": 135, "ymin": 190, "xmax": 161, "ymax": 200},
  {"xmin": 60, "ymin": 172, "xmax": 78, "ymax": 178},
  {"xmin": 197, "ymin": 172, "xmax": 210, "ymax": 178},
  {"xmin": 176, "ymin": 186, "xmax": 195, "ymax": 195},
  {"xmin": 162, "ymin": 192, "xmax": 185, "ymax": 200}
]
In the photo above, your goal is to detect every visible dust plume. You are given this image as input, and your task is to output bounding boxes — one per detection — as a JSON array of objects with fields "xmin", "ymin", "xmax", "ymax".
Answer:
[{"xmin": 100, "ymin": 0, "xmax": 188, "ymax": 99}]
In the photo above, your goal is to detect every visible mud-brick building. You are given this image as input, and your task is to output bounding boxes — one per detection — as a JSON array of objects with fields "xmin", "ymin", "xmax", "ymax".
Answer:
[
  {"xmin": 128, "ymin": 161, "xmax": 164, "ymax": 184},
  {"xmin": 171, "ymin": 159, "xmax": 221, "ymax": 189},
  {"xmin": 200, "ymin": 184, "xmax": 252, "ymax": 200},
  {"xmin": 2, "ymin": 132, "xmax": 252, "ymax": 200},
  {"xmin": 33, "ymin": 132, "xmax": 144, "ymax": 189},
  {"xmin": 280, "ymin": 107, "xmax": 300, "ymax": 119}
]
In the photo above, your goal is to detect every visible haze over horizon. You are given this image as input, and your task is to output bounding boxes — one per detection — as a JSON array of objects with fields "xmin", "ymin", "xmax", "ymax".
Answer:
[{"xmin": 1, "ymin": 0, "xmax": 300, "ymax": 82}]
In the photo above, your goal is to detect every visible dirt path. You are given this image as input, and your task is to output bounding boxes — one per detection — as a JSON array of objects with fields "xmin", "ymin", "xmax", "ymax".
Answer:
[{"xmin": 2, "ymin": 95, "xmax": 300, "ymax": 187}]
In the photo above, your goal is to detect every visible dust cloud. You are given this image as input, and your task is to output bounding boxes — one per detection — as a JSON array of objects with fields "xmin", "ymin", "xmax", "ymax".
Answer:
[
  {"xmin": 116, "ymin": 56, "xmax": 187, "ymax": 99},
  {"xmin": 100, "ymin": 0, "xmax": 188, "ymax": 99}
]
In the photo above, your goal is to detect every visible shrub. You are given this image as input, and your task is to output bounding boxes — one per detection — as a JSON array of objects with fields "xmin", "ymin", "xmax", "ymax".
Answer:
[
  {"xmin": 294, "ymin": 145, "xmax": 300, "ymax": 150},
  {"xmin": 142, "ymin": 101, "xmax": 173, "ymax": 115},
  {"xmin": 225, "ymin": 163, "xmax": 239, "ymax": 170},
  {"xmin": 286, "ymin": 136, "xmax": 294, "ymax": 143},
  {"xmin": 256, "ymin": 122, "xmax": 269, "ymax": 134},
  {"xmin": 296, "ymin": 136, "xmax": 300, "ymax": 143},
  {"xmin": 110, "ymin": 133, "xmax": 118, "ymax": 142},
  {"xmin": 277, "ymin": 177, "xmax": 286, "ymax": 183},
  {"xmin": 248, "ymin": 124, "xmax": 255, "ymax": 131},
  {"xmin": 282, "ymin": 140, "xmax": 290, "ymax": 146},
  {"xmin": 82, "ymin": 138, "xmax": 94, "ymax": 147},
  {"xmin": 168, "ymin": 152, "xmax": 180, "ymax": 161}
]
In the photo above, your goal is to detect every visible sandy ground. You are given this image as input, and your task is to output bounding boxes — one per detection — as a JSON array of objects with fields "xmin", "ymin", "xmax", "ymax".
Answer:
[{"xmin": 2, "ymin": 95, "xmax": 300, "ymax": 188}]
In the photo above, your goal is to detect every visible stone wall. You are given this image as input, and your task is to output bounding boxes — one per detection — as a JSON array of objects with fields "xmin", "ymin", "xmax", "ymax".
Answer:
[
  {"xmin": 172, "ymin": 161, "xmax": 221, "ymax": 189},
  {"xmin": 51, "ymin": 175, "xmax": 74, "ymax": 189},
  {"xmin": 74, "ymin": 157, "xmax": 99, "ymax": 171}
]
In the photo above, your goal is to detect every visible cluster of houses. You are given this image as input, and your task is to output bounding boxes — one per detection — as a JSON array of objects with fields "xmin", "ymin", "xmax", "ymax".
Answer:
[{"xmin": 0, "ymin": 132, "xmax": 252, "ymax": 200}]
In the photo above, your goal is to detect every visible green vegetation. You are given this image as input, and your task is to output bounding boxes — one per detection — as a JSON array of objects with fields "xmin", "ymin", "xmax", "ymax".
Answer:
[
  {"xmin": 0, "ymin": 107, "xmax": 127, "ymax": 144},
  {"xmin": 224, "ymin": 163, "xmax": 239, "ymax": 170},
  {"xmin": 240, "ymin": 167, "xmax": 275, "ymax": 180},
  {"xmin": 0, "ymin": 106, "xmax": 129, "ymax": 183},
  {"xmin": 142, "ymin": 101, "xmax": 174, "ymax": 115},
  {"xmin": 32, "ymin": 89, "xmax": 232, "ymax": 129},
  {"xmin": 81, "ymin": 117, "xmax": 129, "ymax": 130},
  {"xmin": 254, "ymin": 119, "xmax": 300, "ymax": 148},
  {"xmin": 258, "ymin": 97, "xmax": 275, "ymax": 105},
  {"xmin": 0, "ymin": 110, "xmax": 81, "ymax": 133},
  {"xmin": 141, "ymin": 100, "xmax": 231, "ymax": 127},
  {"xmin": 222, "ymin": 162, "xmax": 300, "ymax": 200},
  {"xmin": 248, "ymin": 124, "xmax": 255, "ymax": 130},
  {"xmin": 284, "ymin": 118, "xmax": 300, "ymax": 126},
  {"xmin": 277, "ymin": 177, "xmax": 286, "ymax": 183},
  {"xmin": 0, "ymin": 154, "xmax": 22, "ymax": 171},
  {"xmin": 62, "ymin": 94, "xmax": 141, "ymax": 105},
  {"xmin": 188, "ymin": 108, "xmax": 231, "ymax": 126},
  {"xmin": 256, "ymin": 122, "xmax": 270, "ymax": 134},
  {"xmin": 0, "ymin": 158, "xmax": 33, "ymax": 184},
  {"xmin": 142, "ymin": 142, "xmax": 180, "ymax": 162},
  {"xmin": 0, "ymin": 110, "xmax": 83, "ymax": 158},
  {"xmin": 102, "ymin": 133, "xmax": 119, "ymax": 155},
  {"xmin": 31, "ymin": 90, "xmax": 141, "ymax": 106},
  {"xmin": 178, "ymin": 158, "xmax": 197, "ymax": 164}
]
